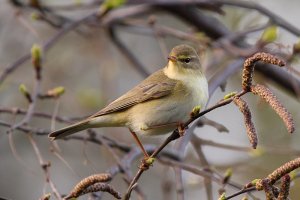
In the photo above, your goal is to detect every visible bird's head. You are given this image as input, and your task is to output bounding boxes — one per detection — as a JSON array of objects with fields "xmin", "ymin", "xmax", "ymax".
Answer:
[{"xmin": 167, "ymin": 44, "xmax": 202, "ymax": 73}]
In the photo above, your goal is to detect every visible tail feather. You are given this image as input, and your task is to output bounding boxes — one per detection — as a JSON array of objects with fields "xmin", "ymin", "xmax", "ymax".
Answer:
[{"xmin": 48, "ymin": 120, "xmax": 90, "ymax": 140}]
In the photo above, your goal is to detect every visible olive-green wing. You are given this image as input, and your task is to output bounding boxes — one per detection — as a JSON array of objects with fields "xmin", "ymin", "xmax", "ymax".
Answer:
[{"xmin": 91, "ymin": 69, "xmax": 177, "ymax": 117}]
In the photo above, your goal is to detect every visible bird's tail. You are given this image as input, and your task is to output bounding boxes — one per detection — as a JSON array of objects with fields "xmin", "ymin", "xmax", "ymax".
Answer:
[{"xmin": 48, "ymin": 120, "xmax": 90, "ymax": 140}]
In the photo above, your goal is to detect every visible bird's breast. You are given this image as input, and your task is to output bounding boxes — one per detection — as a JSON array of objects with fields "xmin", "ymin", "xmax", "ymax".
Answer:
[{"xmin": 127, "ymin": 74, "xmax": 209, "ymax": 136}]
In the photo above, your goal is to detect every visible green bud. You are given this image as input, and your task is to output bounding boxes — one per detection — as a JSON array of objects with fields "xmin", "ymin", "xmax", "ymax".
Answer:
[
  {"xmin": 19, "ymin": 84, "xmax": 28, "ymax": 95},
  {"xmin": 224, "ymin": 168, "xmax": 232, "ymax": 178},
  {"xmin": 222, "ymin": 168, "xmax": 232, "ymax": 184},
  {"xmin": 223, "ymin": 92, "xmax": 237, "ymax": 100},
  {"xmin": 31, "ymin": 44, "xmax": 42, "ymax": 79},
  {"xmin": 31, "ymin": 44, "xmax": 42, "ymax": 62},
  {"xmin": 41, "ymin": 193, "xmax": 51, "ymax": 200},
  {"xmin": 145, "ymin": 157, "xmax": 155, "ymax": 165},
  {"xmin": 260, "ymin": 26, "xmax": 278, "ymax": 43},
  {"xmin": 102, "ymin": 0, "xmax": 126, "ymax": 10},
  {"xmin": 19, "ymin": 84, "xmax": 32, "ymax": 103},
  {"xmin": 218, "ymin": 193, "xmax": 226, "ymax": 200},
  {"xmin": 190, "ymin": 105, "xmax": 201, "ymax": 118},
  {"xmin": 251, "ymin": 179, "xmax": 260, "ymax": 185},
  {"xmin": 47, "ymin": 86, "xmax": 65, "ymax": 97}
]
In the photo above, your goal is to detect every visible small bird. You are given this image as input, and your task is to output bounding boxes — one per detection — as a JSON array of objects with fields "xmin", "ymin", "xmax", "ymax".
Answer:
[{"xmin": 49, "ymin": 44, "xmax": 209, "ymax": 158}]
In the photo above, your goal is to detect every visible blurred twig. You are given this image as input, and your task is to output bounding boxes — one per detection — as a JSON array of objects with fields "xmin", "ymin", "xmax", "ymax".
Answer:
[{"xmin": 27, "ymin": 134, "xmax": 62, "ymax": 199}]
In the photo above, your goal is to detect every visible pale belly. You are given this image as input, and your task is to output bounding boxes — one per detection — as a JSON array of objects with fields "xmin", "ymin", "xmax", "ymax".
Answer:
[{"xmin": 127, "ymin": 94, "xmax": 206, "ymax": 136}]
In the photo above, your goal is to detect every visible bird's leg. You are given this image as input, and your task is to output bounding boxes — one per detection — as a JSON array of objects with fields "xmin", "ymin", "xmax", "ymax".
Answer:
[{"xmin": 129, "ymin": 130, "xmax": 149, "ymax": 158}]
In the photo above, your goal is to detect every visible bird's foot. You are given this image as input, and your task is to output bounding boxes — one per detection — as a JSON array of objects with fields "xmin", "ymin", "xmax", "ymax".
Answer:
[{"xmin": 139, "ymin": 156, "xmax": 155, "ymax": 170}]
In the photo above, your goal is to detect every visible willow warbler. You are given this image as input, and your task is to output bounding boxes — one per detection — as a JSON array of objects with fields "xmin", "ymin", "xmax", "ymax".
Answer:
[{"xmin": 49, "ymin": 44, "xmax": 209, "ymax": 157}]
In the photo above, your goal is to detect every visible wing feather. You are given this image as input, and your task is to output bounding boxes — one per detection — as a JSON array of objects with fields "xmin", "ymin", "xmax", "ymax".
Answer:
[{"xmin": 91, "ymin": 69, "xmax": 176, "ymax": 117}]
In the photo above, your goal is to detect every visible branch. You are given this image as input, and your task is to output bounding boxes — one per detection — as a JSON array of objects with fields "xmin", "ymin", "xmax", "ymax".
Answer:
[
  {"xmin": 0, "ymin": 12, "xmax": 98, "ymax": 84},
  {"xmin": 216, "ymin": 0, "xmax": 300, "ymax": 36}
]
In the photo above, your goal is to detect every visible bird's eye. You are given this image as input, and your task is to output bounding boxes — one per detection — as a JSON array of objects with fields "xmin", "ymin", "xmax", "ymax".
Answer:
[{"xmin": 183, "ymin": 58, "xmax": 191, "ymax": 63}]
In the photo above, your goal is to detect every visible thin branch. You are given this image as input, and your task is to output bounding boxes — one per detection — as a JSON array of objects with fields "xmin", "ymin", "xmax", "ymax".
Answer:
[
  {"xmin": 216, "ymin": 0, "xmax": 300, "ymax": 36},
  {"xmin": 0, "ymin": 12, "xmax": 98, "ymax": 84},
  {"xmin": 108, "ymin": 25, "xmax": 150, "ymax": 77},
  {"xmin": 27, "ymin": 134, "xmax": 62, "ymax": 199}
]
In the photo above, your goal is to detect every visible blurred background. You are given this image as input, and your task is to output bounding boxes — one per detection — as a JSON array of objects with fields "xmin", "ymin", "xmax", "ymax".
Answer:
[{"xmin": 0, "ymin": 0, "xmax": 300, "ymax": 199}]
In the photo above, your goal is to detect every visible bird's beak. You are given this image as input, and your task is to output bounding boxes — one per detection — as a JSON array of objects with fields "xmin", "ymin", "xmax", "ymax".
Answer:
[{"xmin": 167, "ymin": 55, "xmax": 177, "ymax": 62}]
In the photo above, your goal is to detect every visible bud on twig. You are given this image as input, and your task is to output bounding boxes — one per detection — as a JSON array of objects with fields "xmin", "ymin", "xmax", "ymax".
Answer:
[
  {"xmin": 260, "ymin": 26, "xmax": 278, "ymax": 44},
  {"xmin": 223, "ymin": 92, "xmax": 237, "ymax": 100},
  {"xmin": 218, "ymin": 193, "xmax": 226, "ymax": 200},
  {"xmin": 39, "ymin": 193, "xmax": 51, "ymax": 200},
  {"xmin": 222, "ymin": 168, "xmax": 232, "ymax": 184},
  {"xmin": 46, "ymin": 86, "xmax": 65, "ymax": 98},
  {"xmin": 251, "ymin": 84, "xmax": 295, "ymax": 133},
  {"xmin": 233, "ymin": 97, "xmax": 257, "ymax": 149},
  {"xmin": 19, "ymin": 84, "xmax": 32, "ymax": 103},
  {"xmin": 190, "ymin": 105, "xmax": 201, "ymax": 118},
  {"xmin": 31, "ymin": 44, "xmax": 42, "ymax": 80},
  {"xmin": 98, "ymin": 0, "xmax": 126, "ymax": 16}
]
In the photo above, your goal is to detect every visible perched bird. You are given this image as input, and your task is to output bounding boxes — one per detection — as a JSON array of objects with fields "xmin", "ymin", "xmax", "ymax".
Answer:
[{"xmin": 49, "ymin": 44, "xmax": 209, "ymax": 158}]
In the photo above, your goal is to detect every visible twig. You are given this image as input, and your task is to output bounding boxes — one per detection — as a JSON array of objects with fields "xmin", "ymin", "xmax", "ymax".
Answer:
[
  {"xmin": 193, "ymin": 136, "xmax": 252, "ymax": 152},
  {"xmin": 173, "ymin": 167, "xmax": 184, "ymax": 200},
  {"xmin": 0, "ymin": 107, "xmax": 85, "ymax": 123},
  {"xmin": 108, "ymin": 25, "xmax": 150, "ymax": 77},
  {"xmin": 27, "ymin": 134, "xmax": 62, "ymax": 199},
  {"xmin": 0, "ymin": 12, "xmax": 97, "ymax": 84},
  {"xmin": 12, "ymin": 78, "xmax": 41, "ymax": 129},
  {"xmin": 225, "ymin": 187, "xmax": 256, "ymax": 200},
  {"xmin": 190, "ymin": 136, "xmax": 213, "ymax": 200},
  {"xmin": 216, "ymin": 0, "xmax": 300, "ymax": 36},
  {"xmin": 0, "ymin": 120, "xmax": 49, "ymax": 135}
]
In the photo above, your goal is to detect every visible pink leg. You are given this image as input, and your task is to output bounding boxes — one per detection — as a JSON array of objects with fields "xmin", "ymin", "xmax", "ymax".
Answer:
[{"xmin": 129, "ymin": 130, "xmax": 149, "ymax": 158}]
